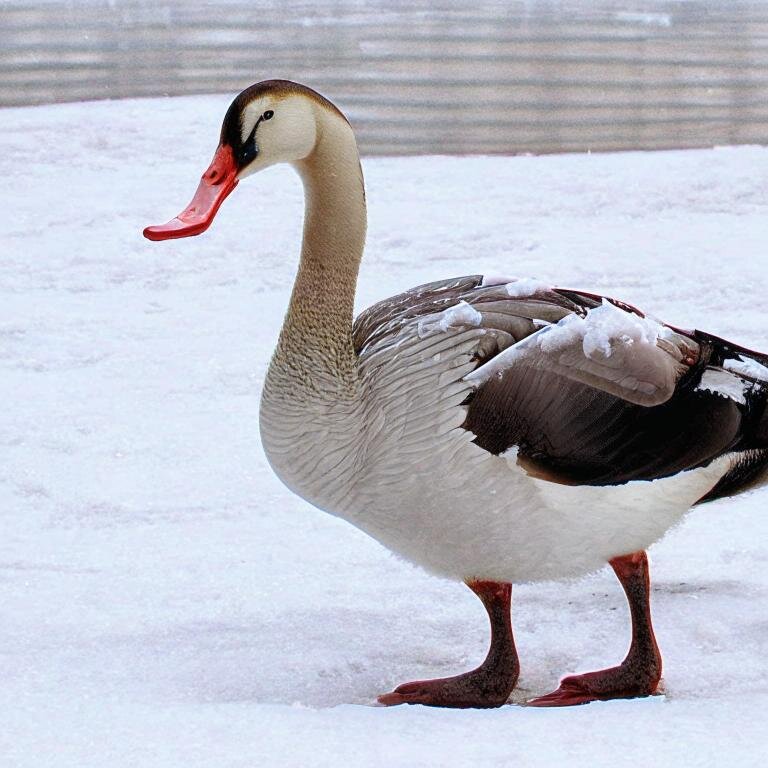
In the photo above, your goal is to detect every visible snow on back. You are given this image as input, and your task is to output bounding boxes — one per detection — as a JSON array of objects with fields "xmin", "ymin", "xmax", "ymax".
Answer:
[
  {"xmin": 724, "ymin": 355, "xmax": 768, "ymax": 382},
  {"xmin": 481, "ymin": 274, "xmax": 515, "ymax": 287},
  {"xmin": 480, "ymin": 275, "xmax": 551, "ymax": 296},
  {"xmin": 504, "ymin": 277, "xmax": 551, "ymax": 298},
  {"xmin": 696, "ymin": 368, "xmax": 749, "ymax": 405},
  {"xmin": 417, "ymin": 300, "xmax": 482, "ymax": 338},
  {"xmin": 539, "ymin": 299, "xmax": 661, "ymax": 361}
]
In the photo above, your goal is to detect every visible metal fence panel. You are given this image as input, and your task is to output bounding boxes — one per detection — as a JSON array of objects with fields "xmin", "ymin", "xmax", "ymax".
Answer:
[{"xmin": 2, "ymin": 0, "xmax": 767, "ymax": 154}]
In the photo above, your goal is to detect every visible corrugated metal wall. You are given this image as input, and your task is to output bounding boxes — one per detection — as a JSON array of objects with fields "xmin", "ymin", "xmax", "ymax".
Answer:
[{"xmin": 2, "ymin": 0, "xmax": 768, "ymax": 155}]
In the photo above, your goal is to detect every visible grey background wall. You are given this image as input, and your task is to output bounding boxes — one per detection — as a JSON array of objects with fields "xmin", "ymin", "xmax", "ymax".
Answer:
[{"xmin": 2, "ymin": 0, "xmax": 768, "ymax": 155}]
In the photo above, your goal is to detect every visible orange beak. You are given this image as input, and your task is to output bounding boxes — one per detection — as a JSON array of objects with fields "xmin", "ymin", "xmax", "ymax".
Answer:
[{"xmin": 143, "ymin": 144, "xmax": 239, "ymax": 241}]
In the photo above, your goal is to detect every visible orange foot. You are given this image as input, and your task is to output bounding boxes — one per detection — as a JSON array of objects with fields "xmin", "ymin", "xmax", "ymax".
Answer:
[
  {"xmin": 378, "ymin": 664, "xmax": 518, "ymax": 708},
  {"xmin": 527, "ymin": 662, "xmax": 661, "ymax": 707},
  {"xmin": 379, "ymin": 580, "xmax": 519, "ymax": 708},
  {"xmin": 529, "ymin": 550, "xmax": 663, "ymax": 707}
]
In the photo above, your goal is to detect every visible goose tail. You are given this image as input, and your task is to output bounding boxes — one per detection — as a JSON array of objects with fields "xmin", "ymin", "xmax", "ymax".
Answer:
[{"xmin": 697, "ymin": 384, "xmax": 768, "ymax": 504}]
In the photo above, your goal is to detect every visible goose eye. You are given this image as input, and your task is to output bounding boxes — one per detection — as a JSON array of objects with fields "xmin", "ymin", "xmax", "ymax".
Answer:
[{"xmin": 263, "ymin": 110, "xmax": 274, "ymax": 120}]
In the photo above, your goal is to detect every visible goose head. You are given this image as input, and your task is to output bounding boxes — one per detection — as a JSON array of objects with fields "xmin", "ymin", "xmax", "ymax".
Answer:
[{"xmin": 144, "ymin": 79, "xmax": 342, "ymax": 240}]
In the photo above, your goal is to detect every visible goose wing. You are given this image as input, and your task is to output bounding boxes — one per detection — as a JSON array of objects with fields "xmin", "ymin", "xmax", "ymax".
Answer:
[{"xmin": 353, "ymin": 275, "xmax": 768, "ymax": 490}]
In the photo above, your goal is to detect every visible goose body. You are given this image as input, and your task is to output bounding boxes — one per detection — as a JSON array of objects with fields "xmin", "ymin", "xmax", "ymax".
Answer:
[
  {"xmin": 263, "ymin": 273, "xmax": 767, "ymax": 583},
  {"xmin": 146, "ymin": 80, "xmax": 768, "ymax": 707}
]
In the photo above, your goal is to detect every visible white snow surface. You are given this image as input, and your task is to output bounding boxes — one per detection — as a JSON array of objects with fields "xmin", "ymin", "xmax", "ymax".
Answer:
[{"xmin": 1, "ymin": 94, "xmax": 768, "ymax": 767}]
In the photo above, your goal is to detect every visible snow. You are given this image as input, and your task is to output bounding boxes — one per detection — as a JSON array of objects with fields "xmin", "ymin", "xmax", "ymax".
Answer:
[
  {"xmin": 417, "ymin": 299, "xmax": 482, "ymax": 338},
  {"xmin": 1, "ymin": 94, "xmax": 768, "ymax": 767},
  {"xmin": 724, "ymin": 355, "xmax": 768, "ymax": 382},
  {"xmin": 465, "ymin": 298, "xmax": 678, "ymax": 404},
  {"xmin": 539, "ymin": 299, "xmax": 661, "ymax": 361},
  {"xmin": 696, "ymin": 368, "xmax": 749, "ymax": 405},
  {"xmin": 504, "ymin": 276, "xmax": 551, "ymax": 298}
]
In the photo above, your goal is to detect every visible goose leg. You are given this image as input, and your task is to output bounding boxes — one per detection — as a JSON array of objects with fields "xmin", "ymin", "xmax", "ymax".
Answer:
[
  {"xmin": 378, "ymin": 580, "xmax": 519, "ymax": 708},
  {"xmin": 528, "ymin": 550, "xmax": 662, "ymax": 707}
]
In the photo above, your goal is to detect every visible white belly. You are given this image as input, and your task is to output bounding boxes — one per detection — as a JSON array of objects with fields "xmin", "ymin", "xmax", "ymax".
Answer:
[{"xmin": 344, "ymin": 427, "xmax": 732, "ymax": 583}]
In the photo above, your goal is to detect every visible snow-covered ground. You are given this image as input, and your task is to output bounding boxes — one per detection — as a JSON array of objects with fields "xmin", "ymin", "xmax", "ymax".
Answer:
[{"xmin": 1, "ymin": 94, "xmax": 768, "ymax": 767}]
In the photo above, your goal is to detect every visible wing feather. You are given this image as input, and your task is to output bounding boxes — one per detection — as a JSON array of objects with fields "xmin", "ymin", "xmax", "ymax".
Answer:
[{"xmin": 352, "ymin": 274, "xmax": 767, "ymax": 490}]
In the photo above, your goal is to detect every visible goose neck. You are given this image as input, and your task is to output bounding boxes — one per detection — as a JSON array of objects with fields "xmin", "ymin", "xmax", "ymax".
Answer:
[{"xmin": 274, "ymin": 114, "xmax": 367, "ymax": 391}]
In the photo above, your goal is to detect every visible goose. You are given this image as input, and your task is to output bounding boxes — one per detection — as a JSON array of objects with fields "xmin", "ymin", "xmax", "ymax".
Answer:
[{"xmin": 144, "ymin": 79, "xmax": 768, "ymax": 708}]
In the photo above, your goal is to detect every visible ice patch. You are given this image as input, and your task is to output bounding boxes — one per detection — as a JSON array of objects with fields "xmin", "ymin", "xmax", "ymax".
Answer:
[
  {"xmin": 724, "ymin": 355, "xmax": 768, "ymax": 382},
  {"xmin": 504, "ymin": 277, "xmax": 550, "ymax": 298},
  {"xmin": 696, "ymin": 368, "xmax": 749, "ymax": 405},
  {"xmin": 417, "ymin": 300, "xmax": 482, "ymax": 338}
]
